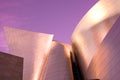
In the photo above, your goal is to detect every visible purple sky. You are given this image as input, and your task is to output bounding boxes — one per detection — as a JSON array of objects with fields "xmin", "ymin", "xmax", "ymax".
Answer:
[
  {"xmin": 0, "ymin": 0, "xmax": 97, "ymax": 43},
  {"xmin": 0, "ymin": 0, "xmax": 98, "ymax": 52}
]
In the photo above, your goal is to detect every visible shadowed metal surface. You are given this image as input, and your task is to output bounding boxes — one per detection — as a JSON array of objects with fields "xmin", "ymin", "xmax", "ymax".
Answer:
[{"xmin": 0, "ymin": 52, "xmax": 23, "ymax": 80}]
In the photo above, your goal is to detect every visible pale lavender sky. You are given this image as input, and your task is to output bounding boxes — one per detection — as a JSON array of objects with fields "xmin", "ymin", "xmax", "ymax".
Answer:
[{"xmin": 0, "ymin": 0, "xmax": 98, "ymax": 52}]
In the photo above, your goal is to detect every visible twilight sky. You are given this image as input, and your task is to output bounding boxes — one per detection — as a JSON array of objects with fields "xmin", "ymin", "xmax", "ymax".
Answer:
[{"xmin": 0, "ymin": 0, "xmax": 98, "ymax": 52}]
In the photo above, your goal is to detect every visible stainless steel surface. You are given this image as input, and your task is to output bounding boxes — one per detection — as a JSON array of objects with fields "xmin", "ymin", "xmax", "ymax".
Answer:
[{"xmin": 4, "ymin": 27, "xmax": 53, "ymax": 80}]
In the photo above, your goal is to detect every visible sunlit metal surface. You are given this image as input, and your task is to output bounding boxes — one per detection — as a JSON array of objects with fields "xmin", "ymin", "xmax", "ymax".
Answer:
[
  {"xmin": 0, "ymin": 27, "xmax": 9, "ymax": 53},
  {"xmin": 40, "ymin": 41, "xmax": 73, "ymax": 80},
  {"xmin": 88, "ymin": 17, "xmax": 120, "ymax": 79},
  {"xmin": 4, "ymin": 27, "xmax": 53, "ymax": 80},
  {"xmin": 71, "ymin": 0, "xmax": 120, "ymax": 78}
]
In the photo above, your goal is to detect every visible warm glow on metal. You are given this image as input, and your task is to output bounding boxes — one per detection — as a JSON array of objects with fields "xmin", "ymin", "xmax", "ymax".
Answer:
[
  {"xmin": 88, "ymin": 4, "xmax": 106, "ymax": 24},
  {"xmin": 71, "ymin": 0, "xmax": 120, "ymax": 75},
  {"xmin": 73, "ymin": 33, "xmax": 97, "ymax": 68},
  {"xmin": 4, "ymin": 27, "xmax": 54, "ymax": 80}
]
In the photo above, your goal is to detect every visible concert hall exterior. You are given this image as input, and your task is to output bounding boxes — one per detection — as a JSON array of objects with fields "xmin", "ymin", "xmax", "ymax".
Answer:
[{"xmin": 0, "ymin": 0, "xmax": 120, "ymax": 80}]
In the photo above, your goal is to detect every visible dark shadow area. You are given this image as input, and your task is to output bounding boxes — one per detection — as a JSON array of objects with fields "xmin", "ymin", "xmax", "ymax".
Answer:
[
  {"xmin": 0, "ymin": 52, "xmax": 23, "ymax": 80},
  {"xmin": 70, "ymin": 51, "xmax": 85, "ymax": 80}
]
